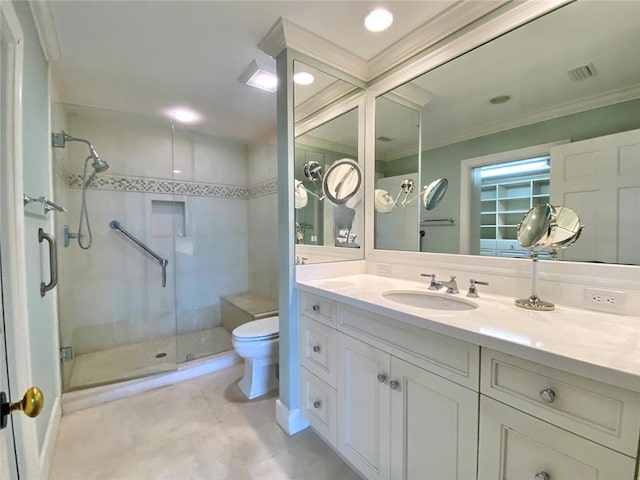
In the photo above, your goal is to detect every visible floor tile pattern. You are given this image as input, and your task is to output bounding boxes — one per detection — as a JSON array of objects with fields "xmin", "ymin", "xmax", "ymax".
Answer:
[{"xmin": 51, "ymin": 364, "xmax": 361, "ymax": 480}]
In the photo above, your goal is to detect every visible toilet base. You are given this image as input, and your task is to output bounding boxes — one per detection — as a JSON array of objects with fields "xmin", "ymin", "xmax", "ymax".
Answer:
[{"xmin": 237, "ymin": 357, "xmax": 279, "ymax": 400}]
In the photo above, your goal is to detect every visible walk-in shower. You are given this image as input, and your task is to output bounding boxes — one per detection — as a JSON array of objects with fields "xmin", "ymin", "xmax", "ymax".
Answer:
[
  {"xmin": 51, "ymin": 104, "xmax": 278, "ymax": 394},
  {"xmin": 53, "ymin": 131, "xmax": 110, "ymax": 249}
]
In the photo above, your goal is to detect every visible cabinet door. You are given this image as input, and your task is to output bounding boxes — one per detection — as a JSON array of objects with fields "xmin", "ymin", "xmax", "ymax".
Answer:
[
  {"xmin": 337, "ymin": 333, "xmax": 391, "ymax": 480},
  {"xmin": 390, "ymin": 357, "xmax": 478, "ymax": 480},
  {"xmin": 478, "ymin": 396, "xmax": 636, "ymax": 480}
]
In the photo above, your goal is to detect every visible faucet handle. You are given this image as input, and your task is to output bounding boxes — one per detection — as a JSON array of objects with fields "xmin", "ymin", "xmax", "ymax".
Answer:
[
  {"xmin": 420, "ymin": 273, "xmax": 442, "ymax": 290},
  {"xmin": 467, "ymin": 279, "xmax": 489, "ymax": 298}
]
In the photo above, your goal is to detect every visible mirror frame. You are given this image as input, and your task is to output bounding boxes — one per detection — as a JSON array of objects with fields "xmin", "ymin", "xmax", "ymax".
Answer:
[{"xmin": 363, "ymin": 0, "xmax": 638, "ymax": 286}]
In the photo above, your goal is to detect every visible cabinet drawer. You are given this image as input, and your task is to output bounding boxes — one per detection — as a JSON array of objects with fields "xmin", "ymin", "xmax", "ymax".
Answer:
[
  {"xmin": 299, "ymin": 291, "xmax": 336, "ymax": 327},
  {"xmin": 300, "ymin": 315, "xmax": 336, "ymax": 387},
  {"xmin": 478, "ymin": 396, "xmax": 636, "ymax": 480},
  {"xmin": 481, "ymin": 349, "xmax": 640, "ymax": 456},
  {"xmin": 300, "ymin": 367, "xmax": 337, "ymax": 447},
  {"xmin": 338, "ymin": 305, "xmax": 479, "ymax": 390}
]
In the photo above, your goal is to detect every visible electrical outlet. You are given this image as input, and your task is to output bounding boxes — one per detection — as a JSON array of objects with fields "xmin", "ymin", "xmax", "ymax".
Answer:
[{"xmin": 583, "ymin": 288, "xmax": 627, "ymax": 313}]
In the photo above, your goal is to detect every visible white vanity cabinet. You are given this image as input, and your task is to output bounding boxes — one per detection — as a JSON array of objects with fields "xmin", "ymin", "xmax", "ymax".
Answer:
[
  {"xmin": 478, "ymin": 349, "xmax": 639, "ymax": 480},
  {"xmin": 299, "ymin": 291, "xmax": 480, "ymax": 480}
]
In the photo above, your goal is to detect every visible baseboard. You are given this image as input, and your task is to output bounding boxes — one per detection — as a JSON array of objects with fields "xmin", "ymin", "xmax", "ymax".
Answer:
[
  {"xmin": 39, "ymin": 394, "xmax": 61, "ymax": 479},
  {"xmin": 63, "ymin": 351, "xmax": 240, "ymax": 413},
  {"xmin": 275, "ymin": 398, "xmax": 309, "ymax": 436}
]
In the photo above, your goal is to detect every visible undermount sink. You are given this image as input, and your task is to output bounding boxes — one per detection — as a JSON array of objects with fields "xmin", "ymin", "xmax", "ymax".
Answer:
[{"xmin": 382, "ymin": 290, "xmax": 478, "ymax": 311}]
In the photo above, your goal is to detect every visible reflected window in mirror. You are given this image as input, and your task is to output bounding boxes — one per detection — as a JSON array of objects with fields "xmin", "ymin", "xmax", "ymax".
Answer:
[{"xmin": 372, "ymin": 0, "xmax": 640, "ymax": 265}]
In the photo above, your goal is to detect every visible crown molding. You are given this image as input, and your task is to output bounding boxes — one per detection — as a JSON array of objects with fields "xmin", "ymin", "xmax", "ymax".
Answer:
[
  {"xmin": 295, "ymin": 80, "xmax": 358, "ymax": 123},
  {"xmin": 296, "ymin": 135, "xmax": 357, "ymax": 157},
  {"xmin": 28, "ymin": 0, "xmax": 62, "ymax": 62},
  {"xmin": 259, "ymin": 18, "xmax": 368, "ymax": 81},
  {"xmin": 367, "ymin": 0, "xmax": 509, "ymax": 81},
  {"xmin": 421, "ymin": 85, "xmax": 640, "ymax": 152},
  {"xmin": 385, "ymin": 83, "xmax": 433, "ymax": 110}
]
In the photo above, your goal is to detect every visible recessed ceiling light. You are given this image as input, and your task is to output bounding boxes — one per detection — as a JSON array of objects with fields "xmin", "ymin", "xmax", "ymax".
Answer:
[
  {"xmin": 166, "ymin": 107, "xmax": 201, "ymax": 124},
  {"xmin": 489, "ymin": 95, "xmax": 511, "ymax": 105},
  {"xmin": 238, "ymin": 59, "xmax": 278, "ymax": 92},
  {"xmin": 293, "ymin": 71, "xmax": 315, "ymax": 85},
  {"xmin": 364, "ymin": 8, "xmax": 393, "ymax": 32},
  {"xmin": 173, "ymin": 169, "xmax": 182, "ymax": 174}
]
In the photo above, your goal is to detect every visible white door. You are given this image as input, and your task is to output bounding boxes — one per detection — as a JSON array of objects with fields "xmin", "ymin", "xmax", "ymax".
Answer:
[
  {"xmin": 0, "ymin": 254, "xmax": 20, "ymax": 480},
  {"xmin": 337, "ymin": 334, "xmax": 391, "ymax": 480},
  {"xmin": 550, "ymin": 129, "xmax": 640, "ymax": 264},
  {"xmin": 390, "ymin": 357, "xmax": 478, "ymax": 480}
]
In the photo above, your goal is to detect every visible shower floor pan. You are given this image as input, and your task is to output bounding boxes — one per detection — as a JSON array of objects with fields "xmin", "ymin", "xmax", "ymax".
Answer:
[{"xmin": 66, "ymin": 326, "xmax": 232, "ymax": 391}]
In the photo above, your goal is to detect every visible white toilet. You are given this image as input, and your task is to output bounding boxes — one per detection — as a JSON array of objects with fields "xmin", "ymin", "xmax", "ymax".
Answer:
[{"xmin": 232, "ymin": 315, "xmax": 279, "ymax": 399}]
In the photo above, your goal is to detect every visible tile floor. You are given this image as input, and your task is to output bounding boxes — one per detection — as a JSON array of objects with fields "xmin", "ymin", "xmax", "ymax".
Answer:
[
  {"xmin": 50, "ymin": 363, "xmax": 361, "ymax": 480},
  {"xmin": 67, "ymin": 327, "xmax": 233, "ymax": 390}
]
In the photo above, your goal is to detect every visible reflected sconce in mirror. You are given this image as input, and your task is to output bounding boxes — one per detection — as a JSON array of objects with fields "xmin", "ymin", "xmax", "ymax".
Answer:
[
  {"xmin": 374, "ymin": 178, "xmax": 449, "ymax": 213},
  {"xmin": 294, "ymin": 180, "xmax": 308, "ymax": 209},
  {"xmin": 515, "ymin": 204, "xmax": 584, "ymax": 311}
]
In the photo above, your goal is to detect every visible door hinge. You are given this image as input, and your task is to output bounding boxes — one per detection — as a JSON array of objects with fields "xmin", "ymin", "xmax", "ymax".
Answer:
[{"xmin": 60, "ymin": 346, "xmax": 73, "ymax": 362}]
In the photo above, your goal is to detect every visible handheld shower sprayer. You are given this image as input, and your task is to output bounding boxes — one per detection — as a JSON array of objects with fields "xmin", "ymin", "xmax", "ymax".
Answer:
[{"xmin": 52, "ymin": 131, "xmax": 110, "ymax": 249}]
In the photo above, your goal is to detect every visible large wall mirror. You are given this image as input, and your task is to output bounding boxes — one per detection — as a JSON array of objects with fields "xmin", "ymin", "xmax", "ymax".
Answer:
[
  {"xmin": 373, "ymin": 0, "xmax": 640, "ymax": 265},
  {"xmin": 294, "ymin": 60, "xmax": 364, "ymax": 264}
]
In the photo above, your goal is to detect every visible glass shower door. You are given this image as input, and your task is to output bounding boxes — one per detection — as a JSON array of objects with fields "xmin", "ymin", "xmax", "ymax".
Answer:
[{"xmin": 53, "ymin": 104, "xmax": 178, "ymax": 391}]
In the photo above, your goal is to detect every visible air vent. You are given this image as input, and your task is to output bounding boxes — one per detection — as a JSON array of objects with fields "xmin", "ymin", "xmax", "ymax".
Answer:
[
  {"xmin": 376, "ymin": 136, "xmax": 395, "ymax": 143},
  {"xmin": 567, "ymin": 63, "xmax": 598, "ymax": 82}
]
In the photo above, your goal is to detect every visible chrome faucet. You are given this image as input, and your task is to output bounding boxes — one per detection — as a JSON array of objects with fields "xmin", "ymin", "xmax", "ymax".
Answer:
[
  {"xmin": 467, "ymin": 279, "xmax": 489, "ymax": 298},
  {"xmin": 440, "ymin": 276, "xmax": 459, "ymax": 294},
  {"xmin": 420, "ymin": 273, "xmax": 442, "ymax": 291}
]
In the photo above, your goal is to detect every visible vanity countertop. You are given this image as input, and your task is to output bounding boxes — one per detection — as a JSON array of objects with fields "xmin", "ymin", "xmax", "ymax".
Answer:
[{"xmin": 297, "ymin": 274, "xmax": 640, "ymax": 392}]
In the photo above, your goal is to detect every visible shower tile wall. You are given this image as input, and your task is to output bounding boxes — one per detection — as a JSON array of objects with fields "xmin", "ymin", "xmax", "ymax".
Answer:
[
  {"xmin": 52, "ymin": 106, "xmax": 252, "ymax": 386},
  {"xmin": 248, "ymin": 143, "xmax": 278, "ymax": 302}
]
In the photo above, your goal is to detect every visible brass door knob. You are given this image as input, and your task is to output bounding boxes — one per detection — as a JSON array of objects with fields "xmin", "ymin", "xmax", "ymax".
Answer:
[{"xmin": 1, "ymin": 387, "xmax": 44, "ymax": 430}]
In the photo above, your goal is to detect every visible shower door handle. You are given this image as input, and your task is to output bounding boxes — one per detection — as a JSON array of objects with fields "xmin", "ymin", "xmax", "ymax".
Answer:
[{"xmin": 39, "ymin": 228, "xmax": 58, "ymax": 297}]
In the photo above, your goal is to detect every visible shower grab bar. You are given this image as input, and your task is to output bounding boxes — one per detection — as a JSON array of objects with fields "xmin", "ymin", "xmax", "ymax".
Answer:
[
  {"xmin": 109, "ymin": 220, "xmax": 168, "ymax": 288},
  {"xmin": 39, "ymin": 228, "xmax": 58, "ymax": 297}
]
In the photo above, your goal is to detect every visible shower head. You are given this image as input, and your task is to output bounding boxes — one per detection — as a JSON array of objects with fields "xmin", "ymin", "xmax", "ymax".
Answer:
[
  {"xmin": 89, "ymin": 146, "xmax": 109, "ymax": 173},
  {"xmin": 53, "ymin": 131, "xmax": 109, "ymax": 172}
]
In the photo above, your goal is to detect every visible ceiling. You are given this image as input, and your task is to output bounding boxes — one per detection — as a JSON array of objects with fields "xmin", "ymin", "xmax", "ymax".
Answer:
[
  {"xmin": 374, "ymin": 0, "xmax": 640, "ymax": 159},
  {"xmin": 49, "ymin": 1, "xmax": 456, "ymax": 144}
]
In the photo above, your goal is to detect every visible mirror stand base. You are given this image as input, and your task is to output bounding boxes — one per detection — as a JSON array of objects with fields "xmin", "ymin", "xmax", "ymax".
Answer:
[{"xmin": 515, "ymin": 295, "xmax": 555, "ymax": 311}]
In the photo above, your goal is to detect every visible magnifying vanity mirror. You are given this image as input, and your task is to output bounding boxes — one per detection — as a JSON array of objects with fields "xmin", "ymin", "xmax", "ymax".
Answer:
[
  {"xmin": 515, "ymin": 204, "xmax": 584, "ymax": 310},
  {"xmin": 373, "ymin": 0, "xmax": 640, "ymax": 265},
  {"xmin": 294, "ymin": 61, "xmax": 364, "ymax": 263}
]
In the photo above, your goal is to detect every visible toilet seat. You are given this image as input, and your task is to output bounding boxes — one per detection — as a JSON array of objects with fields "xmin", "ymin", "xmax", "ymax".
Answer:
[{"xmin": 232, "ymin": 316, "xmax": 279, "ymax": 342}]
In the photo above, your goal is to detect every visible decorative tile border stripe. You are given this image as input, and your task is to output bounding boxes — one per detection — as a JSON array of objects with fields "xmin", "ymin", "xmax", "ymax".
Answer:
[
  {"xmin": 68, "ymin": 173, "xmax": 279, "ymax": 199},
  {"xmin": 249, "ymin": 178, "xmax": 278, "ymax": 198}
]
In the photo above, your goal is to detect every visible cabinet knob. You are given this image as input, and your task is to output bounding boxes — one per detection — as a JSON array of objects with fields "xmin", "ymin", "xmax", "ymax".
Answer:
[
  {"xmin": 312, "ymin": 345, "xmax": 321, "ymax": 353},
  {"xmin": 377, "ymin": 373, "xmax": 387, "ymax": 383},
  {"xmin": 539, "ymin": 388, "xmax": 556, "ymax": 403},
  {"xmin": 535, "ymin": 472, "xmax": 550, "ymax": 480},
  {"xmin": 313, "ymin": 400, "xmax": 321, "ymax": 409},
  {"xmin": 389, "ymin": 380, "xmax": 400, "ymax": 390},
  {"xmin": 312, "ymin": 304, "xmax": 320, "ymax": 312}
]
